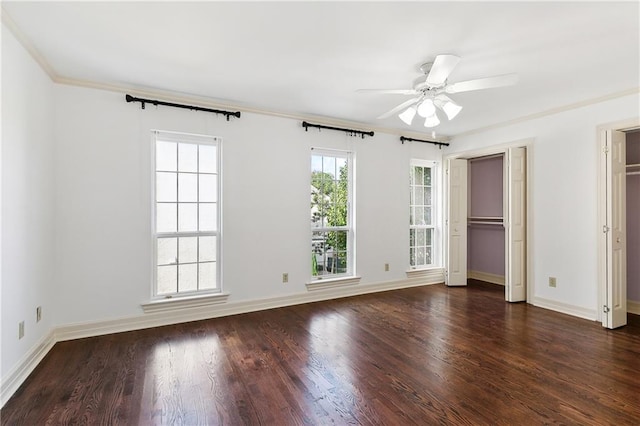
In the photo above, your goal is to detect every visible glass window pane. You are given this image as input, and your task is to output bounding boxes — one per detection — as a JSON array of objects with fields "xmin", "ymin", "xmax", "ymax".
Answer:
[
  {"xmin": 199, "ymin": 144, "xmax": 217, "ymax": 173},
  {"xmin": 417, "ymin": 246, "xmax": 426, "ymax": 266},
  {"xmin": 199, "ymin": 236, "xmax": 216, "ymax": 262},
  {"xmin": 178, "ymin": 143, "xmax": 198, "ymax": 172},
  {"xmin": 311, "ymin": 155, "xmax": 323, "ymax": 173},
  {"xmin": 414, "ymin": 166, "xmax": 423, "ymax": 185},
  {"xmin": 417, "ymin": 229, "xmax": 426, "ymax": 246},
  {"xmin": 156, "ymin": 141, "xmax": 177, "ymax": 171},
  {"xmin": 415, "ymin": 207, "xmax": 425, "ymax": 225},
  {"xmin": 425, "ymin": 247, "xmax": 432, "ymax": 265},
  {"xmin": 336, "ymin": 157, "xmax": 347, "ymax": 178},
  {"xmin": 157, "ymin": 265, "xmax": 177, "ymax": 294},
  {"xmin": 178, "ymin": 173, "xmax": 198, "ymax": 202},
  {"xmin": 414, "ymin": 186, "xmax": 424, "ymax": 205},
  {"xmin": 424, "ymin": 187, "xmax": 432, "ymax": 206},
  {"xmin": 409, "ymin": 207, "xmax": 415, "ymax": 226},
  {"xmin": 426, "ymin": 229, "xmax": 432, "ymax": 246},
  {"xmin": 157, "ymin": 237, "xmax": 177, "ymax": 265},
  {"xmin": 178, "ymin": 203, "xmax": 197, "ymax": 232},
  {"xmin": 409, "ymin": 248, "xmax": 416, "ymax": 266},
  {"xmin": 157, "ymin": 203, "xmax": 177, "ymax": 233},
  {"xmin": 409, "ymin": 229, "xmax": 415, "ymax": 246},
  {"xmin": 424, "ymin": 207, "xmax": 432, "ymax": 226},
  {"xmin": 199, "ymin": 174, "xmax": 217, "ymax": 202},
  {"xmin": 423, "ymin": 167, "xmax": 431, "ymax": 186},
  {"xmin": 178, "ymin": 264, "xmax": 197, "ymax": 292},
  {"xmin": 179, "ymin": 237, "xmax": 197, "ymax": 263},
  {"xmin": 199, "ymin": 262, "xmax": 217, "ymax": 290},
  {"xmin": 323, "ymin": 156, "xmax": 336, "ymax": 178},
  {"xmin": 156, "ymin": 172, "xmax": 177, "ymax": 202},
  {"xmin": 199, "ymin": 203, "xmax": 217, "ymax": 231}
]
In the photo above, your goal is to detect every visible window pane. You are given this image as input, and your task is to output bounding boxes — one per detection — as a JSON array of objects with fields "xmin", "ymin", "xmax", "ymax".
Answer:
[
  {"xmin": 311, "ymin": 155, "xmax": 323, "ymax": 173},
  {"xmin": 415, "ymin": 207, "xmax": 424, "ymax": 225},
  {"xmin": 424, "ymin": 187, "xmax": 432, "ymax": 206},
  {"xmin": 414, "ymin": 186, "xmax": 424, "ymax": 205},
  {"xmin": 199, "ymin": 262, "xmax": 217, "ymax": 289},
  {"xmin": 323, "ymin": 156, "xmax": 336, "ymax": 178},
  {"xmin": 178, "ymin": 143, "xmax": 198, "ymax": 172},
  {"xmin": 336, "ymin": 157, "xmax": 347, "ymax": 178},
  {"xmin": 178, "ymin": 173, "xmax": 198, "ymax": 202},
  {"xmin": 414, "ymin": 166, "xmax": 423, "ymax": 185},
  {"xmin": 199, "ymin": 145, "xmax": 217, "ymax": 173},
  {"xmin": 425, "ymin": 247, "xmax": 432, "ymax": 265},
  {"xmin": 426, "ymin": 229, "xmax": 432, "ymax": 245},
  {"xmin": 424, "ymin": 207, "xmax": 432, "ymax": 225},
  {"xmin": 410, "ymin": 248, "xmax": 416, "ymax": 266},
  {"xmin": 417, "ymin": 246, "xmax": 426, "ymax": 266},
  {"xmin": 157, "ymin": 203, "xmax": 177, "ymax": 232},
  {"xmin": 199, "ymin": 203, "xmax": 217, "ymax": 231},
  {"xmin": 178, "ymin": 264, "xmax": 197, "ymax": 292},
  {"xmin": 423, "ymin": 167, "xmax": 431, "ymax": 186},
  {"xmin": 409, "ymin": 229, "xmax": 415, "ymax": 246},
  {"xmin": 179, "ymin": 237, "xmax": 197, "ymax": 263},
  {"xmin": 156, "ymin": 141, "xmax": 177, "ymax": 171},
  {"xmin": 156, "ymin": 172, "xmax": 177, "ymax": 202},
  {"xmin": 199, "ymin": 236, "xmax": 216, "ymax": 262},
  {"xmin": 417, "ymin": 229, "xmax": 425, "ymax": 246},
  {"xmin": 157, "ymin": 237, "xmax": 177, "ymax": 265},
  {"xmin": 178, "ymin": 203, "xmax": 197, "ymax": 232},
  {"xmin": 199, "ymin": 174, "xmax": 217, "ymax": 202},
  {"xmin": 157, "ymin": 265, "xmax": 177, "ymax": 294}
]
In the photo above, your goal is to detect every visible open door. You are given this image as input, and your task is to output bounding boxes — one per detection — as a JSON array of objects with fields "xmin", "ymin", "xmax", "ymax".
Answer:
[
  {"xmin": 505, "ymin": 147, "xmax": 527, "ymax": 302},
  {"xmin": 446, "ymin": 159, "xmax": 468, "ymax": 286},
  {"xmin": 604, "ymin": 130, "xmax": 627, "ymax": 328}
]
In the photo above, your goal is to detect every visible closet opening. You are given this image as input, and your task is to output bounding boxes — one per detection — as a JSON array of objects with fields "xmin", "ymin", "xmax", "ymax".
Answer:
[{"xmin": 625, "ymin": 131, "xmax": 640, "ymax": 318}]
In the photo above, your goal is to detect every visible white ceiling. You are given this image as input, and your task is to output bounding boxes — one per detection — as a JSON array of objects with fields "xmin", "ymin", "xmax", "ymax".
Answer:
[{"xmin": 3, "ymin": 1, "xmax": 639, "ymax": 137}]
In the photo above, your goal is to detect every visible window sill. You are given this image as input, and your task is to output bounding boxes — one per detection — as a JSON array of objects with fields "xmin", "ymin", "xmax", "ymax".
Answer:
[
  {"xmin": 405, "ymin": 267, "xmax": 445, "ymax": 281},
  {"xmin": 306, "ymin": 276, "xmax": 361, "ymax": 291},
  {"xmin": 141, "ymin": 292, "xmax": 230, "ymax": 314}
]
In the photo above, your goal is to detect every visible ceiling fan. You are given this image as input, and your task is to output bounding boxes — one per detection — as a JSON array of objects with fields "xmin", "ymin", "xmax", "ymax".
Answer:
[{"xmin": 358, "ymin": 54, "xmax": 518, "ymax": 128}]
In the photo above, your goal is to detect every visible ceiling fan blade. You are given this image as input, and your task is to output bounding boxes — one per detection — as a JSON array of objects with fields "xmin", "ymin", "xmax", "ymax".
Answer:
[
  {"xmin": 426, "ymin": 54, "xmax": 461, "ymax": 87},
  {"xmin": 357, "ymin": 89, "xmax": 419, "ymax": 95},
  {"xmin": 377, "ymin": 97, "xmax": 422, "ymax": 119},
  {"xmin": 445, "ymin": 73, "xmax": 518, "ymax": 94}
]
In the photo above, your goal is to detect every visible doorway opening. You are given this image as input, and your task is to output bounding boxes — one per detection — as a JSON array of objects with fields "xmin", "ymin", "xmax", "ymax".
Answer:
[{"xmin": 445, "ymin": 143, "xmax": 529, "ymax": 303}]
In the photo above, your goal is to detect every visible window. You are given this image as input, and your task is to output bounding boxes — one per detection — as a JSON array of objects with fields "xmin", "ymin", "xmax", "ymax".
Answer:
[
  {"xmin": 410, "ymin": 161, "xmax": 436, "ymax": 269},
  {"xmin": 310, "ymin": 149, "xmax": 353, "ymax": 278},
  {"xmin": 153, "ymin": 131, "xmax": 220, "ymax": 297}
]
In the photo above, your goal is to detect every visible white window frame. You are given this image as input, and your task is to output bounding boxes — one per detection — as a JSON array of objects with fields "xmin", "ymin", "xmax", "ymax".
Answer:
[
  {"xmin": 409, "ymin": 159, "xmax": 438, "ymax": 270},
  {"xmin": 151, "ymin": 130, "xmax": 222, "ymax": 300},
  {"xmin": 310, "ymin": 148, "xmax": 355, "ymax": 280}
]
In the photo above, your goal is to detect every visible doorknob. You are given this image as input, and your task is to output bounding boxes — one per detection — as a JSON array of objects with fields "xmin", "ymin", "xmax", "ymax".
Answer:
[{"xmin": 616, "ymin": 237, "xmax": 621, "ymax": 243}]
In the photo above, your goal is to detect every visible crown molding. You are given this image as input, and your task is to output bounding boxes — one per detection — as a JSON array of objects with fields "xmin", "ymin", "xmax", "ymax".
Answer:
[{"xmin": 453, "ymin": 87, "xmax": 640, "ymax": 139}]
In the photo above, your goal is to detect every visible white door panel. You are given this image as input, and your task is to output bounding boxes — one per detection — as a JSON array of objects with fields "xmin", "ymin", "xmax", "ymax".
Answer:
[
  {"xmin": 447, "ymin": 159, "xmax": 468, "ymax": 286},
  {"xmin": 506, "ymin": 147, "xmax": 527, "ymax": 302}
]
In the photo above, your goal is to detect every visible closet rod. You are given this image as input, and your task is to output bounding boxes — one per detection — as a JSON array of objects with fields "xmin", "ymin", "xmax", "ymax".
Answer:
[
  {"xmin": 627, "ymin": 171, "xmax": 640, "ymax": 176},
  {"xmin": 468, "ymin": 221, "xmax": 504, "ymax": 226}
]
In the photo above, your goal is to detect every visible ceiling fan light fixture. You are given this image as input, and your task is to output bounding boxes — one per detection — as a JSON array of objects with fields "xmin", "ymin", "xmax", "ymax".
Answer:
[
  {"xmin": 398, "ymin": 106, "xmax": 417, "ymax": 125},
  {"xmin": 442, "ymin": 100, "xmax": 463, "ymax": 120},
  {"xmin": 417, "ymin": 99, "xmax": 436, "ymax": 118},
  {"xmin": 424, "ymin": 113, "xmax": 440, "ymax": 128}
]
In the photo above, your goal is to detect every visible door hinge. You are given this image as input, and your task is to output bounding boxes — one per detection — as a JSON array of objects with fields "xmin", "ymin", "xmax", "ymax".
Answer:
[
  {"xmin": 603, "ymin": 225, "xmax": 610, "ymax": 233},
  {"xmin": 602, "ymin": 146, "xmax": 609, "ymax": 154},
  {"xmin": 603, "ymin": 305, "xmax": 610, "ymax": 313}
]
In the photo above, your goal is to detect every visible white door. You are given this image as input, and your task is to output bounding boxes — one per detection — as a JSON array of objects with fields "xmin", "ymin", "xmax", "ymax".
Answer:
[
  {"xmin": 447, "ymin": 159, "xmax": 468, "ymax": 286},
  {"xmin": 505, "ymin": 147, "xmax": 527, "ymax": 302},
  {"xmin": 604, "ymin": 130, "xmax": 627, "ymax": 328}
]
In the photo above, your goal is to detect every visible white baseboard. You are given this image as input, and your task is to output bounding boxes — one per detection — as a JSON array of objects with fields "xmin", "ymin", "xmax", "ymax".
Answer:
[
  {"xmin": 468, "ymin": 270, "xmax": 505, "ymax": 285},
  {"xmin": 1, "ymin": 330, "xmax": 56, "ymax": 408},
  {"xmin": 628, "ymin": 300, "xmax": 640, "ymax": 315},
  {"xmin": 2, "ymin": 273, "xmax": 444, "ymax": 407},
  {"xmin": 532, "ymin": 297, "xmax": 598, "ymax": 321}
]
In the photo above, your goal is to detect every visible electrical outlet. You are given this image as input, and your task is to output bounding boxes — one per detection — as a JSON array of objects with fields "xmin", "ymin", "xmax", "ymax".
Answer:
[
  {"xmin": 19, "ymin": 321, "xmax": 25, "ymax": 339},
  {"xmin": 36, "ymin": 306, "xmax": 42, "ymax": 322},
  {"xmin": 549, "ymin": 277, "xmax": 557, "ymax": 288},
  {"xmin": 384, "ymin": 263, "xmax": 390, "ymax": 272},
  {"xmin": 282, "ymin": 273, "xmax": 289, "ymax": 283}
]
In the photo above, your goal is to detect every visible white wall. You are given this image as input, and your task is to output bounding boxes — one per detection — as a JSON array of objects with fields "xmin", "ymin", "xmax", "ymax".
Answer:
[
  {"xmin": 447, "ymin": 94, "xmax": 640, "ymax": 317},
  {"xmin": 53, "ymin": 84, "xmax": 443, "ymax": 326},
  {"xmin": 1, "ymin": 25, "xmax": 56, "ymax": 380}
]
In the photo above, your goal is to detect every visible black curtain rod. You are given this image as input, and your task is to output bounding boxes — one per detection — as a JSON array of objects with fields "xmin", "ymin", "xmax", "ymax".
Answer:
[
  {"xmin": 302, "ymin": 121, "xmax": 374, "ymax": 139},
  {"xmin": 125, "ymin": 94, "xmax": 241, "ymax": 121},
  {"xmin": 400, "ymin": 136, "xmax": 450, "ymax": 149}
]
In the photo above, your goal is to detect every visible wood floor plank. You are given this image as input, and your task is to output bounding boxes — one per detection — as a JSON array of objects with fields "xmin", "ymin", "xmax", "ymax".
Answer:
[{"xmin": 2, "ymin": 281, "xmax": 640, "ymax": 425}]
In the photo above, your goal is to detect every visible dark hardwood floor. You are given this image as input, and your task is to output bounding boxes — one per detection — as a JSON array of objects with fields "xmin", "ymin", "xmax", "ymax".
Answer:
[{"xmin": 2, "ymin": 281, "xmax": 640, "ymax": 425}]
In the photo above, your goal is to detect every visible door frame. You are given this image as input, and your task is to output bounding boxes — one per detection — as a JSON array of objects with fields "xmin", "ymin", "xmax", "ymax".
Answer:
[
  {"xmin": 444, "ymin": 138, "xmax": 534, "ymax": 302},
  {"xmin": 596, "ymin": 118, "xmax": 640, "ymax": 326}
]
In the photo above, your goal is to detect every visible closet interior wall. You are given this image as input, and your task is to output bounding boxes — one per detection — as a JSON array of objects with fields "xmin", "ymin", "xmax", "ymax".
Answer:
[
  {"xmin": 468, "ymin": 155, "xmax": 505, "ymax": 283},
  {"xmin": 627, "ymin": 131, "xmax": 640, "ymax": 307}
]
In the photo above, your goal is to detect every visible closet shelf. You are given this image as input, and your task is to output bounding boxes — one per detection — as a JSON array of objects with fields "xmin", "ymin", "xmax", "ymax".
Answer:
[{"xmin": 468, "ymin": 216, "xmax": 504, "ymax": 226}]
